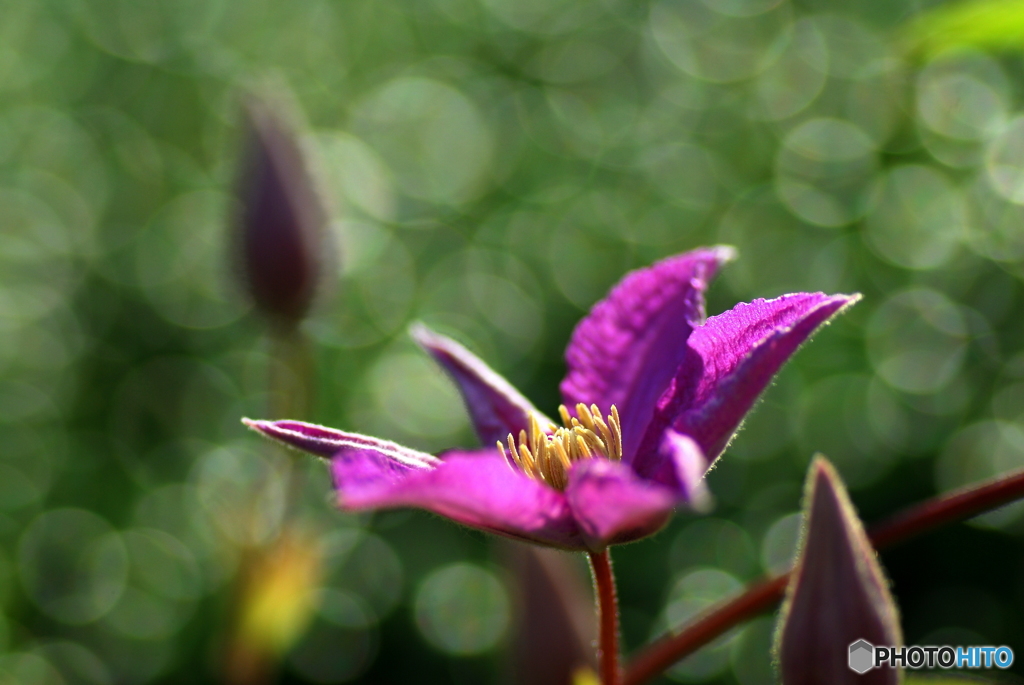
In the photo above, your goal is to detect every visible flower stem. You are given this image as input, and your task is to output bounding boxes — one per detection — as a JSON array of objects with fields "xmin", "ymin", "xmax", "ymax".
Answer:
[
  {"xmin": 866, "ymin": 467, "xmax": 1024, "ymax": 549},
  {"xmin": 588, "ymin": 549, "xmax": 621, "ymax": 685},
  {"xmin": 623, "ymin": 466, "xmax": 1024, "ymax": 685}
]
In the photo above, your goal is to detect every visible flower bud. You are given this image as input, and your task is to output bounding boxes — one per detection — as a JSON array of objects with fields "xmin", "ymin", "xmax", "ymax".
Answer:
[
  {"xmin": 235, "ymin": 98, "xmax": 326, "ymax": 326},
  {"xmin": 503, "ymin": 543, "xmax": 596, "ymax": 685},
  {"xmin": 776, "ymin": 457, "xmax": 902, "ymax": 685}
]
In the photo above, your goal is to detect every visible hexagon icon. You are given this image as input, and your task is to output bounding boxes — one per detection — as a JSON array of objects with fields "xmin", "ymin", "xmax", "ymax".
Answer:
[{"xmin": 849, "ymin": 639, "xmax": 874, "ymax": 674}]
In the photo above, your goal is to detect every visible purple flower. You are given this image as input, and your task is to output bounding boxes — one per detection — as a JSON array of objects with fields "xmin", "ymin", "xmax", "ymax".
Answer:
[{"xmin": 245, "ymin": 247, "xmax": 858, "ymax": 551}]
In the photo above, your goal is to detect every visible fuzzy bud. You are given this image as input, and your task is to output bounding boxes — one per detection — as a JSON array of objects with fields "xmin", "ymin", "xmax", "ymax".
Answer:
[
  {"xmin": 776, "ymin": 457, "xmax": 902, "ymax": 685},
  {"xmin": 235, "ymin": 98, "xmax": 326, "ymax": 326}
]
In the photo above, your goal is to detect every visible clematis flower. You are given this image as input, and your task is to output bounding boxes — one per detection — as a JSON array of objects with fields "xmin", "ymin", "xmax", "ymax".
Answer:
[{"xmin": 245, "ymin": 247, "xmax": 858, "ymax": 551}]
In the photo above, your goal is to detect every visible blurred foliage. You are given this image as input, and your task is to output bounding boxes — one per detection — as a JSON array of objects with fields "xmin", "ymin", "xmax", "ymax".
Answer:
[
  {"xmin": 905, "ymin": 675, "xmax": 999, "ymax": 679},
  {"xmin": 3, "ymin": 0, "xmax": 1024, "ymax": 683},
  {"xmin": 903, "ymin": 0, "xmax": 1024, "ymax": 58}
]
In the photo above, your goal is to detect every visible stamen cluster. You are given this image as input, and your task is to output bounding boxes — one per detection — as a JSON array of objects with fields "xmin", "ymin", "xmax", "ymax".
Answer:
[{"xmin": 498, "ymin": 404, "xmax": 622, "ymax": 490}]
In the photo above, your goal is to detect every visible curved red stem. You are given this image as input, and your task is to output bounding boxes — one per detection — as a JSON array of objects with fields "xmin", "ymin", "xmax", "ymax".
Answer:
[
  {"xmin": 588, "ymin": 549, "xmax": 621, "ymax": 685},
  {"xmin": 623, "ymin": 467, "xmax": 1024, "ymax": 685}
]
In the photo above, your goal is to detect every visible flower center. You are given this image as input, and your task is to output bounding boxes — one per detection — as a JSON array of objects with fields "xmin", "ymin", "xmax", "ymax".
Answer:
[{"xmin": 498, "ymin": 403, "xmax": 622, "ymax": 490}]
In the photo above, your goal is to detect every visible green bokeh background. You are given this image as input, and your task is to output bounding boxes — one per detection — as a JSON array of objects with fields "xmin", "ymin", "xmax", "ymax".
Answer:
[{"xmin": 4, "ymin": 0, "xmax": 1024, "ymax": 682}]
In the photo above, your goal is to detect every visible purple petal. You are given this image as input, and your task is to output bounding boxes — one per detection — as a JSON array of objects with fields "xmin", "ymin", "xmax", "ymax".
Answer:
[
  {"xmin": 560, "ymin": 247, "xmax": 735, "ymax": 463},
  {"xmin": 333, "ymin": 448, "xmax": 586, "ymax": 550},
  {"xmin": 243, "ymin": 418, "xmax": 440, "ymax": 466},
  {"xmin": 565, "ymin": 459, "xmax": 682, "ymax": 550},
  {"xmin": 636, "ymin": 292, "xmax": 859, "ymax": 475},
  {"xmin": 411, "ymin": 323, "xmax": 553, "ymax": 446},
  {"xmin": 651, "ymin": 429, "xmax": 712, "ymax": 512},
  {"xmin": 776, "ymin": 458, "xmax": 901, "ymax": 685}
]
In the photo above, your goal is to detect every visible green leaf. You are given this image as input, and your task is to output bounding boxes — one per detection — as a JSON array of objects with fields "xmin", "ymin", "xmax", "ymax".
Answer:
[{"xmin": 902, "ymin": 0, "xmax": 1024, "ymax": 58}]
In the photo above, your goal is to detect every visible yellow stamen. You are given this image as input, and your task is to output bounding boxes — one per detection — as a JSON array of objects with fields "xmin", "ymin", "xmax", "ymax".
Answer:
[{"xmin": 502, "ymin": 404, "xmax": 622, "ymax": 491}]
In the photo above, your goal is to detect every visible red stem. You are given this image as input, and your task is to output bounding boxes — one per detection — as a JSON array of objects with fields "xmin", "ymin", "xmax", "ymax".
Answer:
[
  {"xmin": 588, "ymin": 549, "xmax": 621, "ymax": 685},
  {"xmin": 623, "ymin": 575, "xmax": 788, "ymax": 685},
  {"xmin": 866, "ymin": 468, "xmax": 1024, "ymax": 549},
  {"xmin": 623, "ymin": 467, "xmax": 1024, "ymax": 685}
]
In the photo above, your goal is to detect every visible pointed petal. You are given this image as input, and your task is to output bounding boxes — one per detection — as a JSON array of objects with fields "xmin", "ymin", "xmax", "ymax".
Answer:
[
  {"xmin": 243, "ymin": 418, "xmax": 440, "ymax": 467},
  {"xmin": 560, "ymin": 247, "xmax": 735, "ymax": 462},
  {"xmin": 650, "ymin": 429, "xmax": 713, "ymax": 512},
  {"xmin": 333, "ymin": 448, "xmax": 586, "ymax": 550},
  {"xmin": 565, "ymin": 459, "xmax": 685, "ymax": 550},
  {"xmin": 637, "ymin": 292, "xmax": 859, "ymax": 475},
  {"xmin": 411, "ymin": 323, "xmax": 553, "ymax": 446},
  {"xmin": 776, "ymin": 458, "xmax": 901, "ymax": 685}
]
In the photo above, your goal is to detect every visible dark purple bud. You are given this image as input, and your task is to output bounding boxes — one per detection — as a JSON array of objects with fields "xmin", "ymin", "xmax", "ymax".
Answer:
[
  {"xmin": 776, "ymin": 457, "xmax": 902, "ymax": 685},
  {"xmin": 235, "ymin": 98, "xmax": 327, "ymax": 326},
  {"xmin": 502, "ymin": 543, "xmax": 596, "ymax": 685}
]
